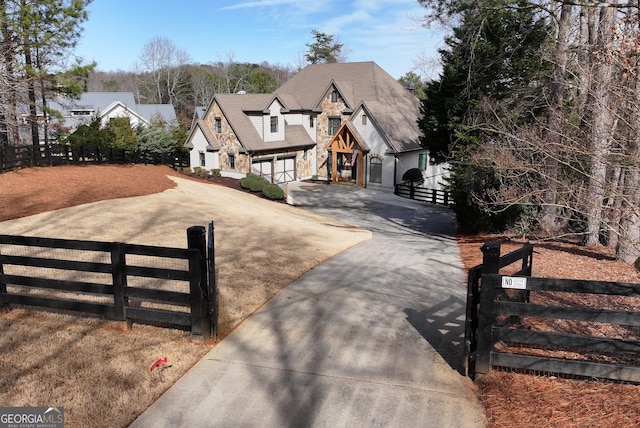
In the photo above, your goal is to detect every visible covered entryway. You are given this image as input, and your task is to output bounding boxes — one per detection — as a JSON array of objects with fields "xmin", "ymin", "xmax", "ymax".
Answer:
[{"xmin": 327, "ymin": 122, "xmax": 368, "ymax": 186}]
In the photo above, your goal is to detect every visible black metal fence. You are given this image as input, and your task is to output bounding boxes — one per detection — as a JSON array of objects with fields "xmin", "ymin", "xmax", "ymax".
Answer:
[
  {"xmin": 0, "ymin": 144, "xmax": 189, "ymax": 173},
  {"xmin": 0, "ymin": 224, "xmax": 216, "ymax": 341},
  {"xmin": 394, "ymin": 183, "xmax": 451, "ymax": 205}
]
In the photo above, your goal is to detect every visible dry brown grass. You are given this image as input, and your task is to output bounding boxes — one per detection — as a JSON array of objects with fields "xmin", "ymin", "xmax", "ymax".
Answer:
[
  {"xmin": 458, "ymin": 234, "xmax": 640, "ymax": 427},
  {"xmin": 0, "ymin": 309, "xmax": 208, "ymax": 428},
  {"xmin": 0, "ymin": 165, "xmax": 370, "ymax": 428}
]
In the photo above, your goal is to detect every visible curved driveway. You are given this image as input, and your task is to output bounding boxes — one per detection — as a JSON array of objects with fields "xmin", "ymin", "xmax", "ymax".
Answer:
[{"xmin": 132, "ymin": 182, "xmax": 486, "ymax": 427}]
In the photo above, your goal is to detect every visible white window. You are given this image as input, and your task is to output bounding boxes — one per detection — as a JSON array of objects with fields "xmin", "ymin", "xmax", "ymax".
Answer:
[
  {"xmin": 215, "ymin": 117, "xmax": 222, "ymax": 133},
  {"xmin": 270, "ymin": 116, "xmax": 278, "ymax": 133},
  {"xmin": 228, "ymin": 154, "xmax": 235, "ymax": 169}
]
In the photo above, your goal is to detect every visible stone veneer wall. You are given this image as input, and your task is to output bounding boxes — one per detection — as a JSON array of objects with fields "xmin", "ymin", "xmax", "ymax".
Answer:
[
  {"xmin": 316, "ymin": 91, "xmax": 348, "ymax": 177},
  {"xmin": 205, "ymin": 102, "xmax": 249, "ymax": 174}
]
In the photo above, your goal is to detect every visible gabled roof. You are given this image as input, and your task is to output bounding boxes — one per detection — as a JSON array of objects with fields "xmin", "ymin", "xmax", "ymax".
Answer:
[
  {"xmin": 184, "ymin": 119, "xmax": 220, "ymax": 151},
  {"xmin": 353, "ymin": 101, "xmax": 421, "ymax": 153},
  {"xmin": 329, "ymin": 121, "xmax": 370, "ymax": 152},
  {"xmin": 101, "ymin": 101, "xmax": 148, "ymax": 125},
  {"xmin": 276, "ymin": 61, "xmax": 421, "ymax": 152},
  {"xmin": 213, "ymin": 93, "xmax": 315, "ymax": 153}
]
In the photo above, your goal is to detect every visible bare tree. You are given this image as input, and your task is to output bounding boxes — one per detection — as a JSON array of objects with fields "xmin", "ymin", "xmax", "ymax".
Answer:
[{"xmin": 137, "ymin": 36, "xmax": 191, "ymax": 104}]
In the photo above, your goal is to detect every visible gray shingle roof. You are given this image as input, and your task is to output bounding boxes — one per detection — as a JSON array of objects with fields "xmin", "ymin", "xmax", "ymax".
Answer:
[
  {"xmin": 275, "ymin": 61, "xmax": 422, "ymax": 153},
  {"xmin": 213, "ymin": 93, "xmax": 315, "ymax": 153},
  {"xmin": 201, "ymin": 62, "xmax": 421, "ymax": 155}
]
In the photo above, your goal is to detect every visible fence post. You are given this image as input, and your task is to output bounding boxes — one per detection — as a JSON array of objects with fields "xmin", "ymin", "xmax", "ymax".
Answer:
[
  {"xmin": 0, "ymin": 248, "xmax": 7, "ymax": 310},
  {"xmin": 111, "ymin": 242, "xmax": 127, "ymax": 323},
  {"xmin": 473, "ymin": 242, "xmax": 501, "ymax": 378},
  {"xmin": 187, "ymin": 226, "xmax": 211, "ymax": 341},
  {"xmin": 444, "ymin": 191, "xmax": 449, "ymax": 205},
  {"xmin": 208, "ymin": 221, "xmax": 218, "ymax": 341}
]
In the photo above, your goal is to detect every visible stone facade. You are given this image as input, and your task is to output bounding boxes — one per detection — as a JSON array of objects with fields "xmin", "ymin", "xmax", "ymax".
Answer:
[
  {"xmin": 316, "ymin": 89, "xmax": 348, "ymax": 177},
  {"xmin": 206, "ymin": 103, "xmax": 248, "ymax": 174}
]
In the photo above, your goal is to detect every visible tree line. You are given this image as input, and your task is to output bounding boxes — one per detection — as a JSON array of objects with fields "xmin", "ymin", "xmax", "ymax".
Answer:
[
  {"xmin": 89, "ymin": 30, "xmax": 348, "ymax": 128},
  {"xmin": 0, "ymin": 9, "xmax": 350, "ymax": 147},
  {"xmin": 418, "ymin": 0, "xmax": 640, "ymax": 265}
]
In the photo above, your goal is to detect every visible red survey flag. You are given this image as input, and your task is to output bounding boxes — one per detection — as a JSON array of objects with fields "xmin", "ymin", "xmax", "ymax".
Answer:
[{"xmin": 150, "ymin": 357, "xmax": 168, "ymax": 372}]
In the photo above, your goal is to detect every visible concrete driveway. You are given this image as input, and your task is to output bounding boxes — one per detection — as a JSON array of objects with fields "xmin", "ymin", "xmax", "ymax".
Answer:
[{"xmin": 131, "ymin": 182, "xmax": 486, "ymax": 427}]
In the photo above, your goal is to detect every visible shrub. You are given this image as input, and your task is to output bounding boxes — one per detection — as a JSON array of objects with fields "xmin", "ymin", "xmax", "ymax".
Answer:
[
  {"xmin": 248, "ymin": 177, "xmax": 269, "ymax": 192},
  {"xmin": 193, "ymin": 167, "xmax": 203, "ymax": 176},
  {"xmin": 211, "ymin": 169, "xmax": 221, "ymax": 177},
  {"xmin": 262, "ymin": 184, "xmax": 285, "ymax": 200},
  {"xmin": 402, "ymin": 168, "xmax": 425, "ymax": 199},
  {"xmin": 402, "ymin": 168, "xmax": 425, "ymax": 186},
  {"xmin": 311, "ymin": 175, "xmax": 319, "ymax": 181},
  {"xmin": 182, "ymin": 167, "xmax": 192, "ymax": 174},
  {"xmin": 239, "ymin": 176, "xmax": 257, "ymax": 189}
]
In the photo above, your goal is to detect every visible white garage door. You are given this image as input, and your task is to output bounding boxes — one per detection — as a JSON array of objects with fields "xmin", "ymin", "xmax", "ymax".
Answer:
[
  {"xmin": 275, "ymin": 157, "xmax": 295, "ymax": 183},
  {"xmin": 252, "ymin": 159, "xmax": 272, "ymax": 182}
]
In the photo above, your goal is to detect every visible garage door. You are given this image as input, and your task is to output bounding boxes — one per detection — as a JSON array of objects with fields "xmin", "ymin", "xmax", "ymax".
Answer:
[
  {"xmin": 252, "ymin": 159, "xmax": 272, "ymax": 182},
  {"xmin": 275, "ymin": 157, "xmax": 295, "ymax": 183}
]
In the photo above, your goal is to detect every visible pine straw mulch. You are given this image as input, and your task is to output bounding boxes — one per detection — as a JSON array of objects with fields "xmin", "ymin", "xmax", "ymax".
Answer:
[{"xmin": 458, "ymin": 235, "xmax": 640, "ymax": 427}]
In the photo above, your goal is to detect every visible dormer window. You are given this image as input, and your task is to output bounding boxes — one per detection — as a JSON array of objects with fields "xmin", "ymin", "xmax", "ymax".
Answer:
[
  {"xmin": 362, "ymin": 114, "xmax": 367, "ymax": 126},
  {"xmin": 331, "ymin": 91, "xmax": 338, "ymax": 103},
  {"xmin": 309, "ymin": 116, "xmax": 314, "ymax": 128},
  {"xmin": 270, "ymin": 116, "xmax": 278, "ymax": 133}
]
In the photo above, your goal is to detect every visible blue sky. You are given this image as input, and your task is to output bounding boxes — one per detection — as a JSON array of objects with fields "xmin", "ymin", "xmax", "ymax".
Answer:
[{"xmin": 73, "ymin": 0, "xmax": 444, "ymax": 80}]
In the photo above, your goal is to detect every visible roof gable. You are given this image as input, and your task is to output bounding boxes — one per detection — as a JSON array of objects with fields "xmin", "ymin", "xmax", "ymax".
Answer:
[
  {"xmin": 184, "ymin": 119, "xmax": 220, "ymax": 151},
  {"xmin": 276, "ymin": 62, "xmax": 421, "ymax": 152}
]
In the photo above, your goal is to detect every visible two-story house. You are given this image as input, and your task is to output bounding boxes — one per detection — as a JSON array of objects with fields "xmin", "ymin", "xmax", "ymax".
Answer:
[{"xmin": 185, "ymin": 61, "xmax": 447, "ymax": 190}]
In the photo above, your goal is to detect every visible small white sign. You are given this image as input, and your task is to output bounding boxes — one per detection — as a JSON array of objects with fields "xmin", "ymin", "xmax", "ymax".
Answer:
[{"xmin": 501, "ymin": 276, "xmax": 527, "ymax": 289}]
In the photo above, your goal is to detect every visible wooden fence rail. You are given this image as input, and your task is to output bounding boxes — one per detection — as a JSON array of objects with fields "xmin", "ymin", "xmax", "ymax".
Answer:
[
  {"xmin": 0, "ymin": 225, "xmax": 215, "ymax": 341},
  {"xmin": 465, "ymin": 242, "xmax": 640, "ymax": 383},
  {"xmin": 0, "ymin": 144, "xmax": 189, "ymax": 173},
  {"xmin": 463, "ymin": 242, "xmax": 533, "ymax": 376},
  {"xmin": 394, "ymin": 184, "xmax": 451, "ymax": 205},
  {"xmin": 475, "ymin": 273, "xmax": 640, "ymax": 383}
]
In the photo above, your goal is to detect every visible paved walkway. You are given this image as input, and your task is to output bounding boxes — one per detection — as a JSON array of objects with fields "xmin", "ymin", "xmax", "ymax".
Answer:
[{"xmin": 131, "ymin": 182, "xmax": 486, "ymax": 428}]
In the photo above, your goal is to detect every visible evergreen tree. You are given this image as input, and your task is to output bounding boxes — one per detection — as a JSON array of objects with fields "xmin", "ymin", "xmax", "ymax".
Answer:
[
  {"xmin": 305, "ymin": 30, "xmax": 344, "ymax": 64},
  {"xmin": 12, "ymin": 0, "xmax": 93, "ymax": 145},
  {"xmin": 418, "ymin": 0, "xmax": 552, "ymax": 232}
]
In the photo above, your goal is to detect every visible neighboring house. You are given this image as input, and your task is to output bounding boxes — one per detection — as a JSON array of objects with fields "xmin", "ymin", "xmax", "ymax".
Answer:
[
  {"xmin": 19, "ymin": 92, "xmax": 177, "ymax": 144},
  {"xmin": 185, "ymin": 61, "xmax": 447, "ymax": 190}
]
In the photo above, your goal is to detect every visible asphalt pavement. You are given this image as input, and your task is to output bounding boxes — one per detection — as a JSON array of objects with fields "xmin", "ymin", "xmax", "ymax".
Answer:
[{"xmin": 130, "ymin": 182, "xmax": 486, "ymax": 428}]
